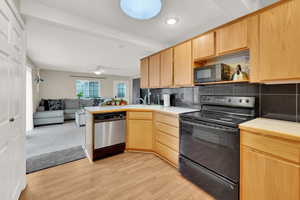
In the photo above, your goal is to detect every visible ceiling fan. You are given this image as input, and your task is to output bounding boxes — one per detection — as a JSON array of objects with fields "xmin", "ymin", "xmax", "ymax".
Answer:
[{"xmin": 92, "ymin": 65, "xmax": 123, "ymax": 75}]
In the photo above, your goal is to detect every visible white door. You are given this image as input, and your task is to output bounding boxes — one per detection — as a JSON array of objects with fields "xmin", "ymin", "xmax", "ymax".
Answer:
[{"xmin": 0, "ymin": 1, "xmax": 26, "ymax": 200}]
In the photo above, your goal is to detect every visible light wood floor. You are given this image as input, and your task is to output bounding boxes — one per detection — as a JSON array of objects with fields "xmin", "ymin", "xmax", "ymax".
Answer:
[{"xmin": 20, "ymin": 152, "xmax": 214, "ymax": 200}]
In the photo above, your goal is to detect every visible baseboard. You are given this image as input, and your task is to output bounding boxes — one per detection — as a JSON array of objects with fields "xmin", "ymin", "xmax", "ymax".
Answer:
[
  {"xmin": 14, "ymin": 176, "xmax": 26, "ymax": 200},
  {"xmin": 126, "ymin": 148, "xmax": 153, "ymax": 153}
]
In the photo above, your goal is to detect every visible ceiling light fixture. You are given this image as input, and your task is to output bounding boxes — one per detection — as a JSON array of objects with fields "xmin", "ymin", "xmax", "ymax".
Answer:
[
  {"xmin": 94, "ymin": 71, "xmax": 102, "ymax": 75},
  {"xmin": 94, "ymin": 67, "xmax": 105, "ymax": 75},
  {"xmin": 120, "ymin": 0, "xmax": 162, "ymax": 20},
  {"xmin": 166, "ymin": 18, "xmax": 178, "ymax": 25}
]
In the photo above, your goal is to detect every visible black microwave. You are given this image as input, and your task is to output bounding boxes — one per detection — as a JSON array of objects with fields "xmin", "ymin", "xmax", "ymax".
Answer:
[{"xmin": 194, "ymin": 63, "xmax": 231, "ymax": 84}]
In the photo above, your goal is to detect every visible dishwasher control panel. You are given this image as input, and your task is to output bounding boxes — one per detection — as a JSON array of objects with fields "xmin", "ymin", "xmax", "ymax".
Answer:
[{"xmin": 94, "ymin": 112, "xmax": 126, "ymax": 122}]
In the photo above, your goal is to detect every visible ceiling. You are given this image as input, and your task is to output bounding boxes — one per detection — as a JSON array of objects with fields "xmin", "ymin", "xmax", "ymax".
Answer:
[{"xmin": 21, "ymin": 0, "xmax": 279, "ymax": 77}]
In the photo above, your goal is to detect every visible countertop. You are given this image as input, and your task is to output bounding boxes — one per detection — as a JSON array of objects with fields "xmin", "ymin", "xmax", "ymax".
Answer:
[
  {"xmin": 85, "ymin": 105, "xmax": 198, "ymax": 116},
  {"xmin": 239, "ymin": 118, "xmax": 300, "ymax": 142}
]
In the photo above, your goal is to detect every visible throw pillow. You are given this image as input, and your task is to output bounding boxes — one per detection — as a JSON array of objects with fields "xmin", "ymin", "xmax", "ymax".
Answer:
[
  {"xmin": 64, "ymin": 99, "xmax": 80, "ymax": 109},
  {"xmin": 47, "ymin": 99, "xmax": 63, "ymax": 111}
]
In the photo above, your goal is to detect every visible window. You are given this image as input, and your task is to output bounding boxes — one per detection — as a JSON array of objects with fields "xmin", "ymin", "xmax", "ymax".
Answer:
[
  {"xmin": 76, "ymin": 80, "xmax": 100, "ymax": 98},
  {"xmin": 117, "ymin": 83, "xmax": 126, "ymax": 98},
  {"xmin": 114, "ymin": 81, "xmax": 129, "ymax": 100}
]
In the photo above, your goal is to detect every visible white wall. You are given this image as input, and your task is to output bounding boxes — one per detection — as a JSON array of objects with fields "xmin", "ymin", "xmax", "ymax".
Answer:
[
  {"xmin": 39, "ymin": 69, "xmax": 132, "ymax": 102},
  {"xmin": 26, "ymin": 58, "xmax": 40, "ymax": 110}
]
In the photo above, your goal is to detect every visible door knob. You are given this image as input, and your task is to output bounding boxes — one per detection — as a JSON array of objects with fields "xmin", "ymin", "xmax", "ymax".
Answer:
[{"xmin": 9, "ymin": 118, "xmax": 15, "ymax": 122}]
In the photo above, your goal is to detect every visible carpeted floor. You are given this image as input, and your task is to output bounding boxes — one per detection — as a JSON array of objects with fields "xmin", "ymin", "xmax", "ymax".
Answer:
[
  {"xmin": 26, "ymin": 121, "xmax": 85, "ymax": 159},
  {"xmin": 26, "ymin": 146, "xmax": 86, "ymax": 174}
]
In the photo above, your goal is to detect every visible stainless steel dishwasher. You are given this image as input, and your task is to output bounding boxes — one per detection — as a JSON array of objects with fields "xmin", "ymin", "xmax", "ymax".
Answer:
[{"xmin": 93, "ymin": 112, "xmax": 126, "ymax": 160}]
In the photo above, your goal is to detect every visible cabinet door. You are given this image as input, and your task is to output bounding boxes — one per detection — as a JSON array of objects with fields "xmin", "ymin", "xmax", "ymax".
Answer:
[
  {"xmin": 247, "ymin": 15, "xmax": 260, "ymax": 83},
  {"xmin": 160, "ymin": 48, "xmax": 173, "ymax": 88},
  {"xmin": 174, "ymin": 41, "xmax": 193, "ymax": 87},
  {"xmin": 192, "ymin": 32, "xmax": 215, "ymax": 61},
  {"xmin": 216, "ymin": 20, "xmax": 247, "ymax": 55},
  {"xmin": 140, "ymin": 57, "xmax": 149, "ymax": 88},
  {"xmin": 240, "ymin": 146, "xmax": 300, "ymax": 200},
  {"xmin": 259, "ymin": 0, "xmax": 300, "ymax": 81},
  {"xmin": 127, "ymin": 120, "xmax": 153, "ymax": 150},
  {"xmin": 149, "ymin": 54, "xmax": 160, "ymax": 88}
]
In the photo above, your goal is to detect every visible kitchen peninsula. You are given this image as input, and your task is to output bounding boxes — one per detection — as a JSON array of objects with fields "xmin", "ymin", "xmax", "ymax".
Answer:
[{"xmin": 84, "ymin": 105, "xmax": 198, "ymax": 166}]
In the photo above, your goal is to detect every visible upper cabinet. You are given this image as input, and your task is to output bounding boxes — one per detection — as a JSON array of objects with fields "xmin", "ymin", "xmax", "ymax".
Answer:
[
  {"xmin": 140, "ymin": 0, "xmax": 300, "ymax": 87},
  {"xmin": 192, "ymin": 32, "xmax": 216, "ymax": 61},
  {"xmin": 160, "ymin": 48, "xmax": 173, "ymax": 88},
  {"xmin": 247, "ymin": 15, "xmax": 260, "ymax": 83},
  {"xmin": 174, "ymin": 41, "xmax": 193, "ymax": 87},
  {"xmin": 149, "ymin": 54, "xmax": 161, "ymax": 88},
  {"xmin": 140, "ymin": 57, "xmax": 149, "ymax": 88},
  {"xmin": 259, "ymin": 0, "xmax": 300, "ymax": 82},
  {"xmin": 216, "ymin": 19, "xmax": 248, "ymax": 55}
]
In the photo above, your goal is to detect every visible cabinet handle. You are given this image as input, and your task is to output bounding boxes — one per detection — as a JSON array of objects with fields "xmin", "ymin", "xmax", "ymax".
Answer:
[{"xmin": 9, "ymin": 118, "xmax": 15, "ymax": 122}]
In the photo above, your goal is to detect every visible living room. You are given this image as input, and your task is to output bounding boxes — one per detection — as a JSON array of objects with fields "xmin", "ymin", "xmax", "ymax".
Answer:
[{"xmin": 26, "ymin": 66, "xmax": 134, "ymax": 173}]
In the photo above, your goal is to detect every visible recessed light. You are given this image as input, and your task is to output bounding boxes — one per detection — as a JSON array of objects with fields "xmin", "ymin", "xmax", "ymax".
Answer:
[
  {"xmin": 94, "ymin": 71, "xmax": 101, "ymax": 75},
  {"xmin": 166, "ymin": 18, "xmax": 178, "ymax": 25}
]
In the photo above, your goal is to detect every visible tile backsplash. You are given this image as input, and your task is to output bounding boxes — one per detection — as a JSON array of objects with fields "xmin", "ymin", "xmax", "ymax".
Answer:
[
  {"xmin": 261, "ymin": 84, "xmax": 299, "ymax": 122},
  {"xmin": 141, "ymin": 83, "xmax": 300, "ymax": 123}
]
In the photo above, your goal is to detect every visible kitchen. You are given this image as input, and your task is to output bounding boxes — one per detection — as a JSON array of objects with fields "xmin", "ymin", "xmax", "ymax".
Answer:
[
  {"xmin": 14, "ymin": 0, "xmax": 300, "ymax": 200},
  {"xmin": 82, "ymin": 1, "xmax": 300, "ymax": 200}
]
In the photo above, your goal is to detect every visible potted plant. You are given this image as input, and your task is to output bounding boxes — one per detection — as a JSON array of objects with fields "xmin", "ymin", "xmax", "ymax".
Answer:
[
  {"xmin": 77, "ymin": 92, "xmax": 83, "ymax": 99},
  {"xmin": 77, "ymin": 92, "xmax": 83, "ymax": 108}
]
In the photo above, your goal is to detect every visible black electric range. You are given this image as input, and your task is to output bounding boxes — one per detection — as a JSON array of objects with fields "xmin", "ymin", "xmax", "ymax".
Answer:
[{"xmin": 179, "ymin": 96, "xmax": 257, "ymax": 200}]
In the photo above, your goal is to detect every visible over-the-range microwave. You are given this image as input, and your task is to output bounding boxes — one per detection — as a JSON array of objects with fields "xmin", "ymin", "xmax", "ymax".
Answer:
[{"xmin": 194, "ymin": 63, "xmax": 231, "ymax": 84}]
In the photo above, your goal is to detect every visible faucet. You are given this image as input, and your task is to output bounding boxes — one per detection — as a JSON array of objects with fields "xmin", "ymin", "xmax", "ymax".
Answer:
[
  {"xmin": 146, "ymin": 89, "xmax": 151, "ymax": 105},
  {"xmin": 136, "ymin": 89, "xmax": 152, "ymax": 105},
  {"xmin": 137, "ymin": 98, "xmax": 146, "ymax": 104}
]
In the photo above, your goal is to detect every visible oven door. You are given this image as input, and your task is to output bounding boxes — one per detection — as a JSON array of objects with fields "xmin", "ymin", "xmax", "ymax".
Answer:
[{"xmin": 179, "ymin": 118, "xmax": 240, "ymax": 182}]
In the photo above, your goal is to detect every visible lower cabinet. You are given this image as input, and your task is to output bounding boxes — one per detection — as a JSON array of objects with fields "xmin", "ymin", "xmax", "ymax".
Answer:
[
  {"xmin": 156, "ymin": 142, "xmax": 178, "ymax": 166},
  {"xmin": 126, "ymin": 112, "xmax": 153, "ymax": 151},
  {"xmin": 154, "ymin": 113, "xmax": 179, "ymax": 167},
  {"xmin": 240, "ymin": 130, "xmax": 300, "ymax": 200},
  {"xmin": 126, "ymin": 111, "xmax": 180, "ymax": 168}
]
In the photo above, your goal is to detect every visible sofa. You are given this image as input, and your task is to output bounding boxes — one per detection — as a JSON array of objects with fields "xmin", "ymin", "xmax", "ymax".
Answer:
[
  {"xmin": 33, "ymin": 98, "xmax": 103, "ymax": 126},
  {"xmin": 33, "ymin": 110, "xmax": 64, "ymax": 126}
]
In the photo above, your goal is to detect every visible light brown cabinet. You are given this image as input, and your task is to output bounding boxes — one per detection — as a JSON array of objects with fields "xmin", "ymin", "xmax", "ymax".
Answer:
[
  {"xmin": 160, "ymin": 48, "xmax": 173, "ymax": 88},
  {"xmin": 126, "ymin": 112, "xmax": 153, "ymax": 151},
  {"xmin": 240, "ymin": 130, "xmax": 300, "ymax": 200},
  {"xmin": 241, "ymin": 146, "xmax": 300, "ymax": 200},
  {"xmin": 174, "ymin": 41, "xmax": 193, "ymax": 87},
  {"xmin": 140, "ymin": 58, "xmax": 149, "ymax": 88},
  {"xmin": 216, "ymin": 20, "xmax": 248, "ymax": 55},
  {"xmin": 154, "ymin": 113, "xmax": 179, "ymax": 167},
  {"xmin": 149, "ymin": 54, "xmax": 161, "ymax": 88},
  {"xmin": 192, "ymin": 32, "xmax": 216, "ymax": 61},
  {"xmin": 259, "ymin": 0, "xmax": 300, "ymax": 82},
  {"xmin": 247, "ymin": 15, "xmax": 260, "ymax": 83}
]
